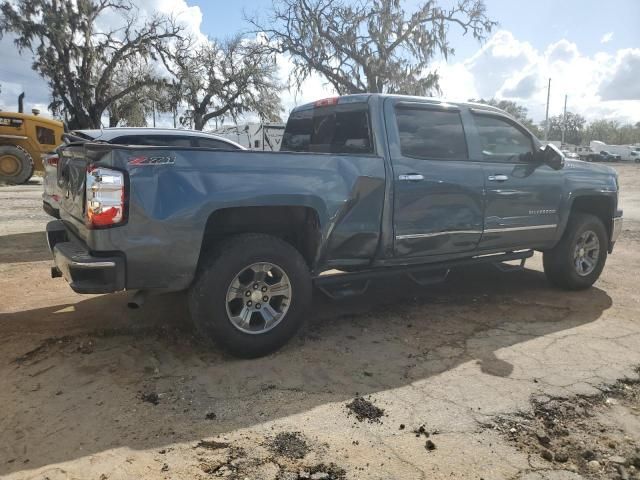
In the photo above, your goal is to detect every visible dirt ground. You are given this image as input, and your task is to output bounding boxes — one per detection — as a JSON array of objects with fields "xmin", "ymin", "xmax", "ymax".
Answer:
[{"xmin": 1, "ymin": 165, "xmax": 639, "ymax": 480}]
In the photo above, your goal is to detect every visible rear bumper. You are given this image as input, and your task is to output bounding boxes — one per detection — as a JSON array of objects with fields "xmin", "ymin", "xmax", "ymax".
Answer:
[{"xmin": 46, "ymin": 220, "xmax": 125, "ymax": 294}]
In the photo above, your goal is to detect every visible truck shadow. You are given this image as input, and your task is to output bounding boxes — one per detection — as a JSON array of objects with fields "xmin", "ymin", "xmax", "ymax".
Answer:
[{"xmin": 0, "ymin": 264, "xmax": 613, "ymax": 475}]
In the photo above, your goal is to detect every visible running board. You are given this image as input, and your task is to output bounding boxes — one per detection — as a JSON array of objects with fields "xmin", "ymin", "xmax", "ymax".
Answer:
[{"xmin": 314, "ymin": 250, "xmax": 534, "ymax": 299}]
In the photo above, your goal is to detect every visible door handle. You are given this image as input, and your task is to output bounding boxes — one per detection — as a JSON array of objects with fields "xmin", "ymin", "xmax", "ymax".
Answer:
[
  {"xmin": 399, "ymin": 174, "xmax": 424, "ymax": 181},
  {"xmin": 488, "ymin": 174, "xmax": 509, "ymax": 182}
]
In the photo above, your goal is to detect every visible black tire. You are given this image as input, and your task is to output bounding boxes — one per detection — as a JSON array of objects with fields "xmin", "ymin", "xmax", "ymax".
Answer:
[
  {"xmin": 0, "ymin": 145, "xmax": 34, "ymax": 184},
  {"xmin": 543, "ymin": 213, "xmax": 608, "ymax": 290},
  {"xmin": 188, "ymin": 233, "xmax": 312, "ymax": 358}
]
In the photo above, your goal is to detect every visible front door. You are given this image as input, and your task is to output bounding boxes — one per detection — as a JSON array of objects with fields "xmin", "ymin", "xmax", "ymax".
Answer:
[
  {"xmin": 385, "ymin": 99, "xmax": 485, "ymax": 259},
  {"xmin": 470, "ymin": 112, "xmax": 564, "ymax": 250}
]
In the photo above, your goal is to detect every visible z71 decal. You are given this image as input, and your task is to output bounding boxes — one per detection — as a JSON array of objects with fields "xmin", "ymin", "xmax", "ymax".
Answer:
[{"xmin": 128, "ymin": 155, "xmax": 175, "ymax": 166}]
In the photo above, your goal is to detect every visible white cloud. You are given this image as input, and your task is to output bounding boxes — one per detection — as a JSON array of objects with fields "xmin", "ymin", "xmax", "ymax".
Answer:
[
  {"xmin": 599, "ymin": 48, "xmax": 640, "ymax": 101},
  {"xmin": 435, "ymin": 30, "xmax": 640, "ymax": 124},
  {"xmin": 600, "ymin": 32, "xmax": 614, "ymax": 44}
]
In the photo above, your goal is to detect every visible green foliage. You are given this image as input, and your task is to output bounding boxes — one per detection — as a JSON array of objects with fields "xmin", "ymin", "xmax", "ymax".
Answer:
[
  {"xmin": 251, "ymin": 0, "xmax": 496, "ymax": 95},
  {"xmin": 546, "ymin": 112, "xmax": 586, "ymax": 145},
  {"xmin": 0, "ymin": 0, "xmax": 182, "ymax": 129},
  {"xmin": 583, "ymin": 120, "xmax": 640, "ymax": 145}
]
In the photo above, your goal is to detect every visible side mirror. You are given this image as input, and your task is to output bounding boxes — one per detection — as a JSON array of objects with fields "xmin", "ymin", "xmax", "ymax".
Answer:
[{"xmin": 536, "ymin": 143, "xmax": 565, "ymax": 170}]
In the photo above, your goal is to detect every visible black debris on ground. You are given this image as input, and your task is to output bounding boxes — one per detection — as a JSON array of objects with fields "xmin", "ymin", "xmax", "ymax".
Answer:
[
  {"xmin": 140, "ymin": 391, "xmax": 159, "ymax": 405},
  {"xmin": 425, "ymin": 439, "xmax": 436, "ymax": 451},
  {"xmin": 269, "ymin": 432, "xmax": 310, "ymax": 460},
  {"xmin": 205, "ymin": 412, "xmax": 216, "ymax": 420},
  {"xmin": 278, "ymin": 463, "xmax": 347, "ymax": 480},
  {"xmin": 486, "ymin": 368, "xmax": 640, "ymax": 480},
  {"xmin": 195, "ymin": 439, "xmax": 230, "ymax": 450},
  {"xmin": 345, "ymin": 396, "xmax": 385, "ymax": 423}
]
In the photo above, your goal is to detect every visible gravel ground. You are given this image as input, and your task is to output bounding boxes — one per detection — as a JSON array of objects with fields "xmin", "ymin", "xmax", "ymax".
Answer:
[{"xmin": 0, "ymin": 164, "xmax": 639, "ymax": 479}]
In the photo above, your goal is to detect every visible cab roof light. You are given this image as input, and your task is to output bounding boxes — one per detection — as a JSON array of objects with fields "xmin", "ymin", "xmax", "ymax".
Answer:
[{"xmin": 313, "ymin": 97, "xmax": 340, "ymax": 107}]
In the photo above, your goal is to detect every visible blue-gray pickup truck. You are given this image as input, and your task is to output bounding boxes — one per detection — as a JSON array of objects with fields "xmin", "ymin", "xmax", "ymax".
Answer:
[{"xmin": 47, "ymin": 94, "xmax": 623, "ymax": 357}]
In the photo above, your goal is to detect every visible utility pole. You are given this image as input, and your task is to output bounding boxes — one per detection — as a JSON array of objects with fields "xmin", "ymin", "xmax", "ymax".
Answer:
[
  {"xmin": 152, "ymin": 101, "xmax": 156, "ymax": 128},
  {"xmin": 561, "ymin": 94, "xmax": 567, "ymax": 145},
  {"xmin": 544, "ymin": 78, "xmax": 551, "ymax": 141}
]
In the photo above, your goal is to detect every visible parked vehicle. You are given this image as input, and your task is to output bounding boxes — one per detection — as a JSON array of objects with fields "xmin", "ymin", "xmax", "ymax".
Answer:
[
  {"xmin": 591, "ymin": 141, "xmax": 635, "ymax": 162},
  {"xmin": 42, "ymin": 128, "xmax": 244, "ymax": 218},
  {"xmin": 46, "ymin": 94, "xmax": 623, "ymax": 358},
  {"xmin": 599, "ymin": 150, "xmax": 621, "ymax": 162},
  {"xmin": 0, "ymin": 110, "xmax": 64, "ymax": 184},
  {"xmin": 561, "ymin": 150, "xmax": 580, "ymax": 159}
]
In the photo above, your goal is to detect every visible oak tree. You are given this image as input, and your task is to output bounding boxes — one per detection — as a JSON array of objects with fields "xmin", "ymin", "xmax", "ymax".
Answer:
[
  {"xmin": 0, "ymin": 0, "xmax": 182, "ymax": 128},
  {"xmin": 166, "ymin": 36, "xmax": 282, "ymax": 131},
  {"xmin": 250, "ymin": 0, "xmax": 496, "ymax": 96}
]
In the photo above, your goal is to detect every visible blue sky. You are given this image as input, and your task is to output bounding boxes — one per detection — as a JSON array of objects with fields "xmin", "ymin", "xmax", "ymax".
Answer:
[
  {"xmin": 0, "ymin": 0, "xmax": 638, "ymax": 125},
  {"xmin": 195, "ymin": 0, "xmax": 639, "ymax": 58}
]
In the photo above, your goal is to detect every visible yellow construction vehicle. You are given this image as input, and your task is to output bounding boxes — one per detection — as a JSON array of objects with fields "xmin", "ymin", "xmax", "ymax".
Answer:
[{"xmin": 0, "ymin": 95, "xmax": 64, "ymax": 184}]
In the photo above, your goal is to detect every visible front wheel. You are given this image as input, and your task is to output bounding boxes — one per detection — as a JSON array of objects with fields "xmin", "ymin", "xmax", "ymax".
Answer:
[
  {"xmin": 189, "ymin": 234, "xmax": 312, "ymax": 358},
  {"xmin": 543, "ymin": 213, "xmax": 608, "ymax": 290}
]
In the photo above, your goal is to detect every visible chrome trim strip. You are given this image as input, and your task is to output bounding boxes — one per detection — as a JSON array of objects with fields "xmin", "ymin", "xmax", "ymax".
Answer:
[
  {"xmin": 69, "ymin": 261, "xmax": 116, "ymax": 268},
  {"xmin": 484, "ymin": 224, "xmax": 557, "ymax": 233},
  {"xmin": 396, "ymin": 230, "xmax": 482, "ymax": 240},
  {"xmin": 397, "ymin": 224, "xmax": 557, "ymax": 240}
]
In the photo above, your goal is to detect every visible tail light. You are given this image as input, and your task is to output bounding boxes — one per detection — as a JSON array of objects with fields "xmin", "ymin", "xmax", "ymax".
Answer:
[{"xmin": 85, "ymin": 167, "xmax": 126, "ymax": 228}]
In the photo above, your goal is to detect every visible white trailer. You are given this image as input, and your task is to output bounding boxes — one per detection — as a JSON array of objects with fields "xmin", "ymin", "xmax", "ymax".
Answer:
[
  {"xmin": 210, "ymin": 123, "xmax": 285, "ymax": 151},
  {"xmin": 590, "ymin": 140, "xmax": 637, "ymax": 161}
]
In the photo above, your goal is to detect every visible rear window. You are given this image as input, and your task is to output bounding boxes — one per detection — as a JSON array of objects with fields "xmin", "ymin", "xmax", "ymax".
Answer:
[
  {"xmin": 395, "ymin": 107, "xmax": 468, "ymax": 160},
  {"xmin": 282, "ymin": 105, "xmax": 373, "ymax": 154}
]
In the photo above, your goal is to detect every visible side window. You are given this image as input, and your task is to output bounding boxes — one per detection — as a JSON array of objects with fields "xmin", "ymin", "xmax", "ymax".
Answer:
[
  {"xmin": 395, "ymin": 107, "xmax": 468, "ymax": 160},
  {"xmin": 196, "ymin": 138, "xmax": 237, "ymax": 150},
  {"xmin": 474, "ymin": 114, "xmax": 533, "ymax": 161},
  {"xmin": 36, "ymin": 126, "xmax": 56, "ymax": 145}
]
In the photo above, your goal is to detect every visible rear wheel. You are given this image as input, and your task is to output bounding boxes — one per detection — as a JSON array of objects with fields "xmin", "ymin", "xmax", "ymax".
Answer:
[
  {"xmin": 188, "ymin": 234, "xmax": 312, "ymax": 358},
  {"xmin": 0, "ymin": 145, "xmax": 34, "ymax": 184},
  {"xmin": 543, "ymin": 213, "xmax": 608, "ymax": 290}
]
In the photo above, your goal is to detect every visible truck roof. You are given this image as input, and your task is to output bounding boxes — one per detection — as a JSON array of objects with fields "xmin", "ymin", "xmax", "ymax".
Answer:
[{"xmin": 291, "ymin": 93, "xmax": 508, "ymax": 116}]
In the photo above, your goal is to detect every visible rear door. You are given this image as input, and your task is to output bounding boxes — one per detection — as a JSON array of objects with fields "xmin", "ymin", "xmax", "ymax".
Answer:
[
  {"xmin": 470, "ymin": 111, "xmax": 563, "ymax": 250},
  {"xmin": 384, "ymin": 99, "xmax": 485, "ymax": 259}
]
